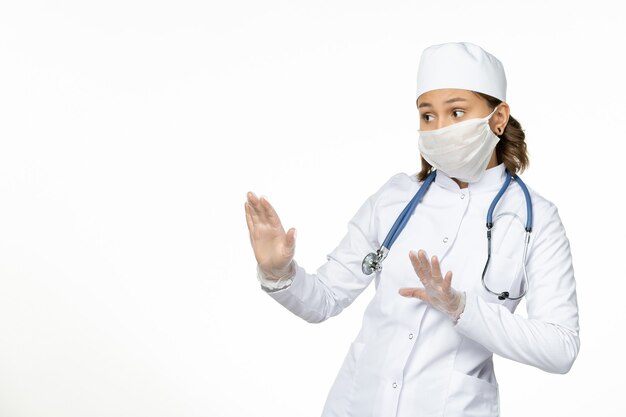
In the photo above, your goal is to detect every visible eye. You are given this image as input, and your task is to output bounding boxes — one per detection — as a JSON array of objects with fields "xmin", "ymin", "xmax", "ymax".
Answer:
[
  {"xmin": 452, "ymin": 109, "xmax": 465, "ymax": 118},
  {"xmin": 422, "ymin": 114, "xmax": 434, "ymax": 122}
]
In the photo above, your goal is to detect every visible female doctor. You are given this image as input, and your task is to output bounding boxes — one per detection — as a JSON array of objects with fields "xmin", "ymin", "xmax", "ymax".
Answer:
[{"xmin": 244, "ymin": 42, "xmax": 580, "ymax": 417}]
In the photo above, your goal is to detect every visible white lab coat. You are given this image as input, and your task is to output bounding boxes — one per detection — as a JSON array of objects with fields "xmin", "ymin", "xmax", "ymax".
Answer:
[{"xmin": 257, "ymin": 163, "xmax": 580, "ymax": 417}]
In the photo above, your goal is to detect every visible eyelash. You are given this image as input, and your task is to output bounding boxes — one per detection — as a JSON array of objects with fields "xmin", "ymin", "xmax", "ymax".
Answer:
[{"xmin": 422, "ymin": 109, "xmax": 465, "ymax": 121}]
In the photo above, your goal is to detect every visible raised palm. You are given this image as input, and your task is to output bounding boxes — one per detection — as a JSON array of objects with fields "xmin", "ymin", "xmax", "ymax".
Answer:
[{"xmin": 244, "ymin": 191, "xmax": 296, "ymax": 279}]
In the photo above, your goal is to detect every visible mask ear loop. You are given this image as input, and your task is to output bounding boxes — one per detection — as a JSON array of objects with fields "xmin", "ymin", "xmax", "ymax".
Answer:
[
  {"xmin": 486, "ymin": 105, "xmax": 499, "ymax": 121},
  {"xmin": 488, "ymin": 105, "xmax": 502, "ymax": 134}
]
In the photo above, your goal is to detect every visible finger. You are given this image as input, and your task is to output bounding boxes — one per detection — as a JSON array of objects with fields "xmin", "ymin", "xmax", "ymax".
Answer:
[
  {"xmin": 248, "ymin": 192, "xmax": 271, "ymax": 224},
  {"xmin": 417, "ymin": 250, "xmax": 434, "ymax": 281},
  {"xmin": 260, "ymin": 195, "xmax": 282, "ymax": 228},
  {"xmin": 409, "ymin": 250, "xmax": 420, "ymax": 273},
  {"xmin": 255, "ymin": 195, "xmax": 271, "ymax": 224},
  {"xmin": 409, "ymin": 250, "xmax": 431, "ymax": 280},
  {"xmin": 246, "ymin": 192, "xmax": 263, "ymax": 224},
  {"xmin": 418, "ymin": 250, "xmax": 431, "ymax": 271},
  {"xmin": 444, "ymin": 271, "xmax": 453, "ymax": 290},
  {"xmin": 247, "ymin": 191, "xmax": 261, "ymax": 208},
  {"xmin": 399, "ymin": 287, "xmax": 427, "ymax": 300},
  {"xmin": 244, "ymin": 202, "xmax": 255, "ymax": 234},
  {"xmin": 430, "ymin": 255, "xmax": 444, "ymax": 282}
]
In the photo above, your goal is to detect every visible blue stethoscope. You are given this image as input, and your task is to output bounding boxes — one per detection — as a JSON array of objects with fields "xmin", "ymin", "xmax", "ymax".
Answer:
[{"xmin": 361, "ymin": 169, "xmax": 533, "ymax": 300}]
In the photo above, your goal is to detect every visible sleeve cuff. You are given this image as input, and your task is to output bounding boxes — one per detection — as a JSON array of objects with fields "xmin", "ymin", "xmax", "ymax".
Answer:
[
  {"xmin": 453, "ymin": 291, "xmax": 477, "ymax": 332},
  {"xmin": 257, "ymin": 260, "xmax": 298, "ymax": 293}
]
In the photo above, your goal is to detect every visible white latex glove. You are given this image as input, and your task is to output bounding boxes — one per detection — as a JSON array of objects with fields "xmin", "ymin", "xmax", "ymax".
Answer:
[
  {"xmin": 398, "ymin": 249, "xmax": 466, "ymax": 322},
  {"xmin": 244, "ymin": 191, "xmax": 296, "ymax": 281}
]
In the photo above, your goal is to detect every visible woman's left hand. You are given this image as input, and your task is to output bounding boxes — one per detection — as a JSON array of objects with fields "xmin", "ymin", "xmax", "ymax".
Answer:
[{"xmin": 399, "ymin": 249, "xmax": 466, "ymax": 322}]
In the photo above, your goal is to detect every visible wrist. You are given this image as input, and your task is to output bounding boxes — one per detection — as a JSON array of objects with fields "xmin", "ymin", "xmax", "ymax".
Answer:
[
  {"xmin": 449, "ymin": 291, "xmax": 466, "ymax": 323},
  {"xmin": 259, "ymin": 260, "xmax": 296, "ymax": 281}
]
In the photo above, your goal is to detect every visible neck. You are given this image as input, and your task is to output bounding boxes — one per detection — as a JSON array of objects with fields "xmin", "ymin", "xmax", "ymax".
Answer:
[
  {"xmin": 452, "ymin": 178, "xmax": 469, "ymax": 189},
  {"xmin": 452, "ymin": 151, "xmax": 498, "ymax": 189}
]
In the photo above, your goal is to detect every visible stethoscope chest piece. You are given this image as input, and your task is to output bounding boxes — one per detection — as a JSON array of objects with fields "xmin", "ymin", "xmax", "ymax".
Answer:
[{"xmin": 362, "ymin": 247, "xmax": 389, "ymax": 275}]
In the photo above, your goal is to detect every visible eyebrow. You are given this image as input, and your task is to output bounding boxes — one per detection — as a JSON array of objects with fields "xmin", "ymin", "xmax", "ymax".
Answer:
[{"xmin": 418, "ymin": 97, "xmax": 468, "ymax": 109}]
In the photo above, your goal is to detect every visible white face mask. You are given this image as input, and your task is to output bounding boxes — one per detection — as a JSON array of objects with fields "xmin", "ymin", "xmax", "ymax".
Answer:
[{"xmin": 418, "ymin": 106, "xmax": 500, "ymax": 183}]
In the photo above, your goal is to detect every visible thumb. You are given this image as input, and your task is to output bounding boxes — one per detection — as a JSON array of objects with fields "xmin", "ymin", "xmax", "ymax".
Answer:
[
  {"xmin": 286, "ymin": 228, "xmax": 297, "ymax": 249},
  {"xmin": 399, "ymin": 287, "xmax": 427, "ymax": 300}
]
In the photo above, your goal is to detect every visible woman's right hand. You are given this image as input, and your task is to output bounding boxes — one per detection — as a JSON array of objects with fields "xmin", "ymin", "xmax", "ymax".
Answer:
[{"xmin": 244, "ymin": 191, "xmax": 297, "ymax": 280}]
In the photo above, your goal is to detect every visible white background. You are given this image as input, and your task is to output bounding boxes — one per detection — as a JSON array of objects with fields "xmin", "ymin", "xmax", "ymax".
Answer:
[{"xmin": 0, "ymin": 0, "xmax": 624, "ymax": 416}]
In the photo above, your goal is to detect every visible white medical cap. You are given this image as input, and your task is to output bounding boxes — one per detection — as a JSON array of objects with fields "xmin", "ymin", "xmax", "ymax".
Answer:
[{"xmin": 416, "ymin": 42, "xmax": 507, "ymax": 102}]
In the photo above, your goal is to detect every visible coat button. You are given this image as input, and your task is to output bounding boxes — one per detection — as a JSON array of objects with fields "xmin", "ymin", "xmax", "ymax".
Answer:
[
  {"xmin": 443, "ymin": 237, "xmax": 449, "ymax": 243},
  {"xmin": 460, "ymin": 194, "xmax": 465, "ymax": 199},
  {"xmin": 392, "ymin": 382, "xmax": 398, "ymax": 388},
  {"xmin": 408, "ymin": 333, "xmax": 414, "ymax": 339}
]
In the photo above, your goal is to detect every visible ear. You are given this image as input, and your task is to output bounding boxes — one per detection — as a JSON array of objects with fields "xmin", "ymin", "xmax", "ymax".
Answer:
[
  {"xmin": 490, "ymin": 102, "xmax": 510, "ymax": 134},
  {"xmin": 494, "ymin": 102, "xmax": 510, "ymax": 131}
]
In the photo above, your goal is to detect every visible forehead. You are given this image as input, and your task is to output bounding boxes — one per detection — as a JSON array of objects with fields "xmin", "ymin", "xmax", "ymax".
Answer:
[{"xmin": 417, "ymin": 88, "xmax": 480, "ymax": 108}]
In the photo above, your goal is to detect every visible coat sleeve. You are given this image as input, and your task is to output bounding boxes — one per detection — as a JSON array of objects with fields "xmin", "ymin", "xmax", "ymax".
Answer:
[
  {"xmin": 453, "ymin": 202, "xmax": 580, "ymax": 374},
  {"xmin": 256, "ymin": 174, "xmax": 402, "ymax": 323}
]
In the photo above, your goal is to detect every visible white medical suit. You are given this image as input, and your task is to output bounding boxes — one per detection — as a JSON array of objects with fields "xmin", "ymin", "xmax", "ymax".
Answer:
[{"xmin": 257, "ymin": 163, "xmax": 580, "ymax": 417}]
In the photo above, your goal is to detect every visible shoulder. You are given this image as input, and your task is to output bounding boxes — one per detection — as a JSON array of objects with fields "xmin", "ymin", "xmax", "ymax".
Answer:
[
  {"xmin": 372, "ymin": 171, "xmax": 422, "ymax": 199},
  {"xmin": 357, "ymin": 172, "xmax": 418, "ymax": 214},
  {"xmin": 362, "ymin": 171, "xmax": 432, "ymax": 217},
  {"xmin": 511, "ymin": 176, "xmax": 563, "ymax": 234},
  {"xmin": 525, "ymin": 182, "xmax": 556, "ymax": 213}
]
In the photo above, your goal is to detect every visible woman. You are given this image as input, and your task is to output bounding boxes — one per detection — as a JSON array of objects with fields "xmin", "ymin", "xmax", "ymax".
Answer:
[{"xmin": 244, "ymin": 42, "xmax": 580, "ymax": 417}]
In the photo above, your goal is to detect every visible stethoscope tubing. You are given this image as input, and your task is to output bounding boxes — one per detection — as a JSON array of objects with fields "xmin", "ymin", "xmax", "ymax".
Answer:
[
  {"xmin": 382, "ymin": 170, "xmax": 437, "ymax": 250},
  {"xmin": 362, "ymin": 168, "xmax": 533, "ymax": 301}
]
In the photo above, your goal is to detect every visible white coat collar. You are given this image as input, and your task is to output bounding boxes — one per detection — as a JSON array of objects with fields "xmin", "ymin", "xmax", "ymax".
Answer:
[{"xmin": 433, "ymin": 163, "xmax": 507, "ymax": 193}]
